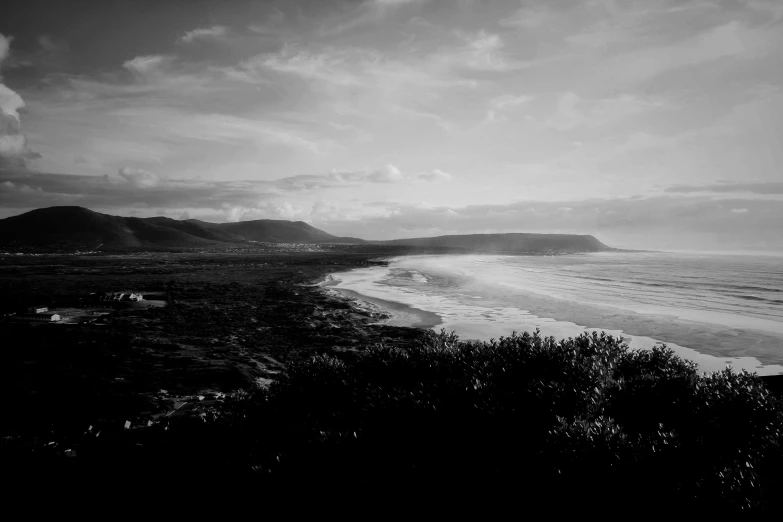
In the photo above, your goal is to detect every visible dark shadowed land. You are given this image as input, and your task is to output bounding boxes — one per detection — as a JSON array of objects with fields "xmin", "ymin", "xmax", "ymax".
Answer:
[
  {"xmin": 1, "ymin": 211, "xmax": 782, "ymax": 510},
  {"xmin": 0, "ymin": 247, "xmax": 446, "ymax": 494},
  {"xmin": 0, "ymin": 247, "xmax": 426, "ymax": 434}
]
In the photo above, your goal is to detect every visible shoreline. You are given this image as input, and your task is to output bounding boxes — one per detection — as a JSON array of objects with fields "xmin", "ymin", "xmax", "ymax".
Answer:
[
  {"xmin": 318, "ymin": 272, "xmax": 442, "ymax": 329},
  {"xmin": 323, "ymin": 256, "xmax": 783, "ymax": 376},
  {"xmin": 328, "ymin": 287, "xmax": 443, "ymax": 329}
]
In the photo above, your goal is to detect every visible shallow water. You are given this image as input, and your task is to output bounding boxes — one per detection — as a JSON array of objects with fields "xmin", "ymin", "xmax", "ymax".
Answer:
[{"xmin": 328, "ymin": 252, "xmax": 783, "ymax": 375}]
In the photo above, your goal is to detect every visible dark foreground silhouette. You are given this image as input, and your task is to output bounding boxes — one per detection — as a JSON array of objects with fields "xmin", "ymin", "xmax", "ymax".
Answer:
[{"xmin": 9, "ymin": 330, "xmax": 782, "ymax": 512}]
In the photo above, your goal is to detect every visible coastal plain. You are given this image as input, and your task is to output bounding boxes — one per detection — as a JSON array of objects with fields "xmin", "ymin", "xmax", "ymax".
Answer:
[{"xmin": 0, "ymin": 248, "xmax": 428, "ymax": 441}]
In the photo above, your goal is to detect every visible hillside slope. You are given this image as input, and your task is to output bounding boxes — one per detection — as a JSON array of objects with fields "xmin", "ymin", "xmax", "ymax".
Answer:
[
  {"xmin": 382, "ymin": 233, "xmax": 613, "ymax": 253},
  {"xmin": 185, "ymin": 218, "xmax": 344, "ymax": 243},
  {"xmin": 0, "ymin": 207, "xmax": 363, "ymax": 250},
  {"xmin": 0, "ymin": 207, "xmax": 229, "ymax": 249}
]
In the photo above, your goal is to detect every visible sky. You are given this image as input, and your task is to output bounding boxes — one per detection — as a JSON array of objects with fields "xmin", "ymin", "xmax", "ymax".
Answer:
[{"xmin": 0, "ymin": 0, "xmax": 782, "ymax": 252}]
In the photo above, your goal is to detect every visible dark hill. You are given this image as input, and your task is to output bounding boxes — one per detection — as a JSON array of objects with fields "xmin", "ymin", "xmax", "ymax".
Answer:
[
  {"xmin": 183, "ymin": 219, "xmax": 365, "ymax": 244},
  {"xmin": 0, "ymin": 207, "xmax": 363, "ymax": 250},
  {"xmin": 0, "ymin": 206, "xmax": 134, "ymax": 247},
  {"xmin": 382, "ymin": 233, "xmax": 613, "ymax": 254},
  {"xmin": 0, "ymin": 207, "xmax": 615, "ymax": 253},
  {"xmin": 184, "ymin": 218, "xmax": 342, "ymax": 243},
  {"xmin": 0, "ymin": 207, "xmax": 228, "ymax": 249},
  {"xmin": 143, "ymin": 216, "xmax": 239, "ymax": 242}
]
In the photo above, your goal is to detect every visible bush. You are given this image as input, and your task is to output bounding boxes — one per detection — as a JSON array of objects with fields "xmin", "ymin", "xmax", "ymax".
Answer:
[{"xmin": 226, "ymin": 330, "xmax": 783, "ymax": 511}]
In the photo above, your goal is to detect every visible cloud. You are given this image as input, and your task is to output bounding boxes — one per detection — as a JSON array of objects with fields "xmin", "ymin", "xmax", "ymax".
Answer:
[
  {"xmin": 0, "ymin": 180, "xmax": 42, "ymax": 194},
  {"xmin": 0, "ymin": 163, "xmax": 449, "ymax": 217},
  {"xmin": 117, "ymin": 167, "xmax": 161, "ymax": 188},
  {"xmin": 0, "ymin": 82, "xmax": 26, "ymax": 122},
  {"xmin": 546, "ymin": 92, "xmax": 661, "ymax": 130},
  {"xmin": 665, "ymin": 181, "xmax": 783, "ymax": 194},
  {"xmin": 123, "ymin": 55, "xmax": 174, "ymax": 77},
  {"xmin": 484, "ymin": 94, "xmax": 534, "ymax": 123},
  {"xmin": 309, "ymin": 199, "xmax": 369, "ymax": 222},
  {"xmin": 273, "ymin": 164, "xmax": 451, "ymax": 190},
  {"xmin": 595, "ymin": 21, "xmax": 751, "ymax": 85},
  {"xmin": 392, "ymin": 106, "xmax": 453, "ymax": 130},
  {"xmin": 417, "ymin": 168, "xmax": 452, "ymax": 182},
  {"xmin": 224, "ymin": 200, "xmax": 306, "ymax": 222},
  {"xmin": 254, "ymin": 46, "xmax": 370, "ymax": 86},
  {"xmin": 0, "ymin": 33, "xmax": 72, "ymax": 72},
  {"xmin": 499, "ymin": 3, "xmax": 551, "ymax": 28},
  {"xmin": 746, "ymin": 0, "xmax": 783, "ymax": 25},
  {"xmin": 0, "ymin": 34, "xmax": 10, "ymax": 63},
  {"xmin": 492, "ymin": 94, "xmax": 534, "ymax": 110},
  {"xmin": 0, "ymin": 169, "xmax": 274, "ymax": 214},
  {"xmin": 443, "ymin": 30, "xmax": 514, "ymax": 72},
  {"xmin": 109, "ymin": 107, "xmax": 335, "ymax": 155},
  {"xmin": 308, "ymin": 195, "xmax": 783, "ymax": 251},
  {"xmin": 0, "ymin": 33, "xmax": 40, "ymax": 169},
  {"xmin": 320, "ymin": 0, "xmax": 428, "ymax": 36},
  {"xmin": 366, "ymin": 163, "xmax": 405, "ymax": 182},
  {"xmin": 178, "ymin": 26, "xmax": 228, "ymax": 45},
  {"xmin": 374, "ymin": 0, "xmax": 425, "ymax": 5},
  {"xmin": 253, "ymin": 32, "xmax": 513, "ymax": 96},
  {"xmin": 0, "ymin": 104, "xmax": 28, "ymax": 161},
  {"xmin": 248, "ymin": 8, "xmax": 286, "ymax": 34}
]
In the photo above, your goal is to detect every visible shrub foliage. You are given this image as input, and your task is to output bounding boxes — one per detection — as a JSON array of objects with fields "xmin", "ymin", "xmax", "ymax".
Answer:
[{"xmin": 228, "ymin": 330, "xmax": 783, "ymax": 511}]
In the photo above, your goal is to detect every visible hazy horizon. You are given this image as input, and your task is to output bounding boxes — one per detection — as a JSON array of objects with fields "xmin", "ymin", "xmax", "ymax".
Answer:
[{"xmin": 1, "ymin": 0, "xmax": 782, "ymax": 252}]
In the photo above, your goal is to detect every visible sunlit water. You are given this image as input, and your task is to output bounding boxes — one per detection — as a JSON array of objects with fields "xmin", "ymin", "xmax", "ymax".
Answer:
[{"xmin": 327, "ymin": 252, "xmax": 783, "ymax": 375}]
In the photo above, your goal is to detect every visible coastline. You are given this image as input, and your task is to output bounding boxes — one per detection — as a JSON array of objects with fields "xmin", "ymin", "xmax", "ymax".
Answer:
[
  {"xmin": 327, "ymin": 287, "xmax": 442, "ymax": 329},
  {"xmin": 324, "ymin": 255, "xmax": 783, "ymax": 376},
  {"xmin": 318, "ymin": 273, "xmax": 442, "ymax": 329}
]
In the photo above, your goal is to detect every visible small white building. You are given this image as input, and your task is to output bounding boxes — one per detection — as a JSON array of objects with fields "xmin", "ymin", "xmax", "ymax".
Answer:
[{"xmin": 27, "ymin": 305, "xmax": 49, "ymax": 314}]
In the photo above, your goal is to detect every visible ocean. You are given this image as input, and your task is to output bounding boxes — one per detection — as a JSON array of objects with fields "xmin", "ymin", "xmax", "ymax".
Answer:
[{"xmin": 326, "ymin": 252, "xmax": 783, "ymax": 375}]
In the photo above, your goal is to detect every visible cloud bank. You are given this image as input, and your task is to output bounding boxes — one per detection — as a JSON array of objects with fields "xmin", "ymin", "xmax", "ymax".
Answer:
[
  {"xmin": 179, "ymin": 26, "xmax": 228, "ymax": 45},
  {"xmin": 0, "ymin": 33, "xmax": 40, "ymax": 169}
]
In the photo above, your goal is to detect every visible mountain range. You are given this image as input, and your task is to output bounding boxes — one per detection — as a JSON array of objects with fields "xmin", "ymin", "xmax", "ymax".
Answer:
[{"xmin": 0, "ymin": 206, "xmax": 614, "ymax": 253}]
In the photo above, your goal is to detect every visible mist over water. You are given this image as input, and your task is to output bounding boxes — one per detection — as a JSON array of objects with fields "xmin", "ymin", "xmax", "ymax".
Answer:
[{"xmin": 329, "ymin": 252, "xmax": 783, "ymax": 375}]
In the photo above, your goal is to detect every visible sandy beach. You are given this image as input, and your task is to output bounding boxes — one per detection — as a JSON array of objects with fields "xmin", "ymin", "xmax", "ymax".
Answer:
[{"xmin": 327, "ymin": 254, "xmax": 783, "ymax": 375}]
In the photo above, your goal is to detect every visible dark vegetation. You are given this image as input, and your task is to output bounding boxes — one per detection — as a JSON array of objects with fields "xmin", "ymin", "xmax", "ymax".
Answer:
[
  {"xmin": 2, "ymin": 249, "xmax": 782, "ymax": 511},
  {"xmin": 225, "ymin": 330, "xmax": 783, "ymax": 511}
]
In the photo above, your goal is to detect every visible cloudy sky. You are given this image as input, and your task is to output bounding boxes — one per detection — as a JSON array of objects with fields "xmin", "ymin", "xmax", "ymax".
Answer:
[{"xmin": 1, "ymin": 0, "xmax": 781, "ymax": 252}]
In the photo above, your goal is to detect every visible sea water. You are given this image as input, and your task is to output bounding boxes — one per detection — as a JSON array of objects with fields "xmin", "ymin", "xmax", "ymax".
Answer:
[{"xmin": 328, "ymin": 252, "xmax": 783, "ymax": 375}]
